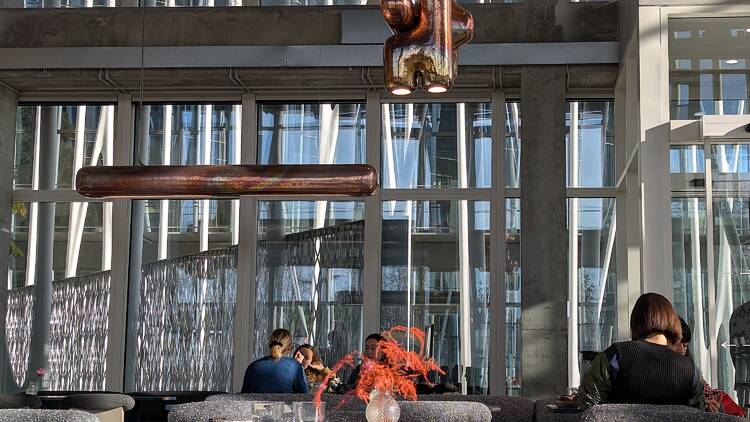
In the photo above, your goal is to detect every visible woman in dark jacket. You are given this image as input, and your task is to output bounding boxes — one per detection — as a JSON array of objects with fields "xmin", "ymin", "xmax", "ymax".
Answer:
[
  {"xmin": 577, "ymin": 293, "xmax": 704, "ymax": 411},
  {"xmin": 241, "ymin": 328, "xmax": 308, "ymax": 394}
]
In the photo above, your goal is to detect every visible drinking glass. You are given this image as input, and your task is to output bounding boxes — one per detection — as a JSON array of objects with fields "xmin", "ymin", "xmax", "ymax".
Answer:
[
  {"xmin": 293, "ymin": 401, "xmax": 325, "ymax": 422},
  {"xmin": 252, "ymin": 401, "xmax": 284, "ymax": 422}
]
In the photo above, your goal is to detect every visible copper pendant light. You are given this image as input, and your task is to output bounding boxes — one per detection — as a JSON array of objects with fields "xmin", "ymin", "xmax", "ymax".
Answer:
[
  {"xmin": 381, "ymin": 0, "xmax": 474, "ymax": 95},
  {"xmin": 76, "ymin": 164, "xmax": 378, "ymax": 199}
]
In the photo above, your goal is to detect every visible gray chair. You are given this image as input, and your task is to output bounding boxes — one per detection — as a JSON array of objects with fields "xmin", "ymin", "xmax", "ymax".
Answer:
[
  {"xmin": 65, "ymin": 393, "xmax": 135, "ymax": 412},
  {"xmin": 168, "ymin": 400, "xmax": 255, "ymax": 422},
  {"xmin": 400, "ymin": 401, "xmax": 492, "ymax": 422},
  {"xmin": 0, "ymin": 409, "xmax": 99, "ymax": 422},
  {"xmin": 418, "ymin": 394, "xmax": 535, "ymax": 422},
  {"xmin": 581, "ymin": 404, "xmax": 746, "ymax": 422}
]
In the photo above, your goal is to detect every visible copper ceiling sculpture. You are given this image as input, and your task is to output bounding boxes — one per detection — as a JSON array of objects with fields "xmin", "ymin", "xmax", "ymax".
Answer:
[
  {"xmin": 381, "ymin": 0, "xmax": 474, "ymax": 95},
  {"xmin": 76, "ymin": 164, "xmax": 378, "ymax": 199}
]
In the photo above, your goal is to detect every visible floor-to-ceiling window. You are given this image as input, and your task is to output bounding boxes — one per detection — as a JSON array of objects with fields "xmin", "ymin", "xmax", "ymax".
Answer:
[
  {"xmin": 131, "ymin": 103, "xmax": 240, "ymax": 392},
  {"xmin": 253, "ymin": 102, "xmax": 367, "ymax": 374},
  {"xmin": 380, "ymin": 102, "xmax": 493, "ymax": 394},
  {"xmin": 565, "ymin": 100, "xmax": 617, "ymax": 386}
]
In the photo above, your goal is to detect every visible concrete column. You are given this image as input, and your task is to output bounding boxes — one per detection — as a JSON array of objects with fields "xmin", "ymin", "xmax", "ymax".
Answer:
[
  {"xmin": 27, "ymin": 106, "xmax": 59, "ymax": 387},
  {"xmin": 0, "ymin": 87, "xmax": 19, "ymax": 392},
  {"xmin": 520, "ymin": 65, "xmax": 568, "ymax": 399}
]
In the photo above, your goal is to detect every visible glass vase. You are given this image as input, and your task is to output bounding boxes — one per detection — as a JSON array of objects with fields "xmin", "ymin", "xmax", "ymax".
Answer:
[{"xmin": 365, "ymin": 388, "xmax": 400, "ymax": 422}]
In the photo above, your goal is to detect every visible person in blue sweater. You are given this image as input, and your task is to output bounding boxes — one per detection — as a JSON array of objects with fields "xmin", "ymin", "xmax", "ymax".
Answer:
[{"xmin": 241, "ymin": 328, "xmax": 309, "ymax": 394}]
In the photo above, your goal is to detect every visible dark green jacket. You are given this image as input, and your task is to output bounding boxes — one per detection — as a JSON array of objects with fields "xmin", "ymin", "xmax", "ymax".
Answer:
[{"xmin": 577, "ymin": 345, "xmax": 705, "ymax": 411}]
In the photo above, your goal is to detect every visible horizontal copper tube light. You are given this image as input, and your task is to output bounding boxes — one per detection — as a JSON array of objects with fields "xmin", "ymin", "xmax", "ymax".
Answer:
[{"xmin": 76, "ymin": 164, "xmax": 378, "ymax": 199}]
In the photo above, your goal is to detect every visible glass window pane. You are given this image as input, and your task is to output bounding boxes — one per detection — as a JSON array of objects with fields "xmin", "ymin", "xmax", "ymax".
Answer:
[
  {"xmin": 505, "ymin": 198, "xmax": 521, "ymax": 395},
  {"xmin": 9, "ymin": 202, "xmax": 31, "ymax": 289},
  {"xmin": 254, "ymin": 200, "xmax": 365, "ymax": 377},
  {"xmin": 569, "ymin": 198, "xmax": 617, "ymax": 376},
  {"xmin": 711, "ymin": 144, "xmax": 750, "ymax": 194},
  {"xmin": 381, "ymin": 200, "xmax": 490, "ymax": 393},
  {"xmin": 669, "ymin": 18, "xmax": 750, "ymax": 118},
  {"xmin": 258, "ymin": 103, "xmax": 366, "ymax": 165},
  {"xmin": 381, "ymin": 103, "xmax": 492, "ymax": 189},
  {"xmin": 671, "ymin": 146, "xmax": 705, "ymax": 174},
  {"xmin": 505, "ymin": 103, "xmax": 521, "ymax": 189},
  {"xmin": 13, "ymin": 105, "xmax": 116, "ymax": 190},
  {"xmin": 671, "ymin": 198, "xmax": 711, "ymax": 379},
  {"xmin": 566, "ymin": 101, "xmax": 615, "ymax": 188}
]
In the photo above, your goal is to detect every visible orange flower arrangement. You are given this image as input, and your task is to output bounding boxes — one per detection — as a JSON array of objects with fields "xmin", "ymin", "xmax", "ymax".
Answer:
[{"xmin": 314, "ymin": 326, "xmax": 445, "ymax": 412}]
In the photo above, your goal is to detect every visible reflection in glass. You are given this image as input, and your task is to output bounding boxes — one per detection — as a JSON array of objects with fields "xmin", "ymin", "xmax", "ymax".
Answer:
[
  {"xmin": 669, "ymin": 18, "xmax": 750, "ymax": 119},
  {"xmin": 568, "ymin": 198, "xmax": 617, "ymax": 384},
  {"xmin": 671, "ymin": 198, "xmax": 711, "ymax": 380},
  {"xmin": 566, "ymin": 102, "xmax": 615, "ymax": 188},
  {"xmin": 505, "ymin": 199, "xmax": 521, "ymax": 395},
  {"xmin": 138, "ymin": 104, "xmax": 240, "ymax": 263},
  {"xmin": 713, "ymin": 198, "xmax": 750, "ymax": 399},
  {"xmin": 255, "ymin": 201, "xmax": 365, "ymax": 372},
  {"xmin": 505, "ymin": 103, "xmax": 521, "ymax": 189},
  {"xmin": 711, "ymin": 144, "xmax": 750, "ymax": 195},
  {"xmin": 670, "ymin": 146, "xmax": 705, "ymax": 174},
  {"xmin": 8, "ymin": 201, "xmax": 107, "ymax": 286},
  {"xmin": 258, "ymin": 103, "xmax": 365, "ymax": 165},
  {"xmin": 13, "ymin": 105, "xmax": 116, "ymax": 190},
  {"xmin": 381, "ymin": 103, "xmax": 492, "ymax": 189},
  {"xmin": 381, "ymin": 200, "xmax": 490, "ymax": 394}
]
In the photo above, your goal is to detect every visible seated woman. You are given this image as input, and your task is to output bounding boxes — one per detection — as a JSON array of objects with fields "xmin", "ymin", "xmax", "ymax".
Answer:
[
  {"xmin": 577, "ymin": 293, "xmax": 704, "ymax": 411},
  {"xmin": 241, "ymin": 328, "xmax": 309, "ymax": 394},
  {"xmin": 339, "ymin": 333, "xmax": 384, "ymax": 392},
  {"xmin": 294, "ymin": 344, "xmax": 338, "ymax": 390}
]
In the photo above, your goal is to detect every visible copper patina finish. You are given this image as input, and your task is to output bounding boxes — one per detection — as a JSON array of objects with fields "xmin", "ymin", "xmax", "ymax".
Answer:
[
  {"xmin": 381, "ymin": 0, "xmax": 474, "ymax": 94},
  {"xmin": 76, "ymin": 164, "xmax": 379, "ymax": 199}
]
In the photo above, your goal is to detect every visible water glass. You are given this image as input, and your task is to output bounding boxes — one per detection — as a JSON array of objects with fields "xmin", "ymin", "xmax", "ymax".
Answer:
[
  {"xmin": 293, "ymin": 401, "xmax": 324, "ymax": 422},
  {"xmin": 252, "ymin": 401, "xmax": 284, "ymax": 422}
]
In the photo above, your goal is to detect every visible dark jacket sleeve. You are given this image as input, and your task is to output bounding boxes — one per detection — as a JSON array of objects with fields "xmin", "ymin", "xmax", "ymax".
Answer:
[
  {"xmin": 577, "ymin": 351, "xmax": 613, "ymax": 411},
  {"xmin": 293, "ymin": 362, "xmax": 310, "ymax": 394},
  {"xmin": 687, "ymin": 372, "xmax": 706, "ymax": 411}
]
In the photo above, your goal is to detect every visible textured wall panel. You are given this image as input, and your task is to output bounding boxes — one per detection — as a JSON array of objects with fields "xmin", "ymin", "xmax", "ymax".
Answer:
[
  {"xmin": 6, "ymin": 286, "xmax": 34, "ymax": 387},
  {"xmin": 135, "ymin": 247, "xmax": 237, "ymax": 392},
  {"xmin": 48, "ymin": 272, "xmax": 111, "ymax": 391}
]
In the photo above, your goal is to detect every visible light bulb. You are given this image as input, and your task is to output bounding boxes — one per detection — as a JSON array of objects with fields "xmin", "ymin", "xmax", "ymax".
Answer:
[
  {"xmin": 427, "ymin": 86, "xmax": 447, "ymax": 94},
  {"xmin": 391, "ymin": 88, "xmax": 412, "ymax": 96}
]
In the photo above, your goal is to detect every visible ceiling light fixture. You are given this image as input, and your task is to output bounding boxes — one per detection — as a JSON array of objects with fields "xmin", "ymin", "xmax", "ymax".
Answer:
[
  {"xmin": 727, "ymin": 59, "xmax": 740, "ymax": 65},
  {"xmin": 381, "ymin": 0, "xmax": 473, "ymax": 95}
]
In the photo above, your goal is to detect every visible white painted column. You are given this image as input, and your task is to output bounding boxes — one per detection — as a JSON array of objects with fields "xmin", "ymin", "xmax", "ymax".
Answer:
[{"xmin": 637, "ymin": 6, "xmax": 673, "ymax": 299}]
